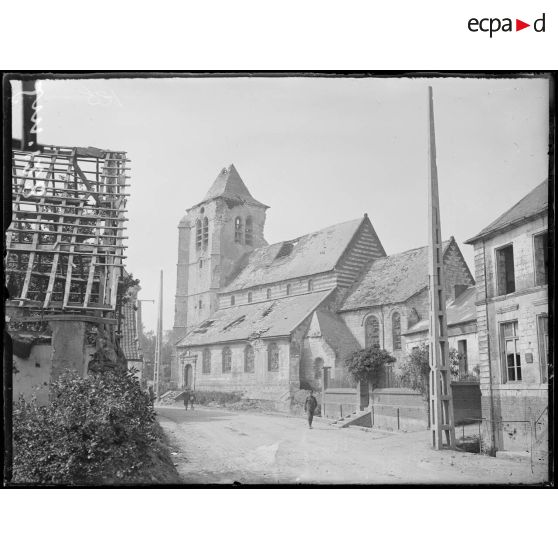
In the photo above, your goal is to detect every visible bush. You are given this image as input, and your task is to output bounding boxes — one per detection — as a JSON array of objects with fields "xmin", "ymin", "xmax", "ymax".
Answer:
[
  {"xmin": 399, "ymin": 345, "xmax": 464, "ymax": 390},
  {"xmin": 12, "ymin": 366, "xmax": 167, "ymax": 485},
  {"xmin": 399, "ymin": 345, "xmax": 430, "ymax": 395},
  {"xmin": 345, "ymin": 347, "xmax": 396, "ymax": 387}
]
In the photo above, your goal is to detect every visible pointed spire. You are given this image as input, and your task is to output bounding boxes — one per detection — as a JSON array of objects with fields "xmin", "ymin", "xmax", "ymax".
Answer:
[{"xmin": 202, "ymin": 164, "xmax": 268, "ymax": 207}]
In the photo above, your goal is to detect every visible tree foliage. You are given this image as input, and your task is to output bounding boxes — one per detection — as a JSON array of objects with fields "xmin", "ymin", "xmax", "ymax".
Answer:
[
  {"xmin": 345, "ymin": 347, "xmax": 396, "ymax": 386},
  {"xmin": 399, "ymin": 344, "xmax": 463, "ymax": 395},
  {"xmin": 399, "ymin": 345, "xmax": 430, "ymax": 395},
  {"xmin": 13, "ymin": 366, "xmax": 159, "ymax": 485}
]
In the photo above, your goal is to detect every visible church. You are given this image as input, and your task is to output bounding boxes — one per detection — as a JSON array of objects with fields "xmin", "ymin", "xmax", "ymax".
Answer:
[{"xmin": 171, "ymin": 164, "xmax": 475, "ymax": 414}]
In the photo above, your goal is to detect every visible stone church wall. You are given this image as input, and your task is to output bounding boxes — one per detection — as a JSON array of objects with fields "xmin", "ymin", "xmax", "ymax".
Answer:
[
  {"xmin": 189, "ymin": 338, "xmax": 293, "ymax": 407},
  {"xmin": 218, "ymin": 271, "xmax": 336, "ymax": 309},
  {"xmin": 300, "ymin": 335, "xmax": 336, "ymax": 392},
  {"xmin": 443, "ymin": 241, "xmax": 475, "ymax": 296}
]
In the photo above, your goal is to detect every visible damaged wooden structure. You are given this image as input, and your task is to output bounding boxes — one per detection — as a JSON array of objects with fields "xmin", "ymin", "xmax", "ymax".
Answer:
[{"xmin": 6, "ymin": 145, "xmax": 131, "ymax": 402}]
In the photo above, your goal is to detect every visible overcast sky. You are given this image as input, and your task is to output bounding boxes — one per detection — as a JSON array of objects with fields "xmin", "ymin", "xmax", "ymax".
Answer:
[{"xmin": 11, "ymin": 76, "xmax": 550, "ymax": 331}]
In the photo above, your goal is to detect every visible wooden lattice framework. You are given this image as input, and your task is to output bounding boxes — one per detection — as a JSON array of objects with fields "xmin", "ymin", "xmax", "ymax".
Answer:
[{"xmin": 6, "ymin": 145, "xmax": 129, "ymax": 320}]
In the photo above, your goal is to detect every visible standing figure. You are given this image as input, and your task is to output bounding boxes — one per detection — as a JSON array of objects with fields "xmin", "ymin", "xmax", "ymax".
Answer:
[
  {"xmin": 304, "ymin": 390, "xmax": 318, "ymax": 429},
  {"xmin": 183, "ymin": 389, "xmax": 190, "ymax": 411},
  {"xmin": 189, "ymin": 390, "xmax": 195, "ymax": 410}
]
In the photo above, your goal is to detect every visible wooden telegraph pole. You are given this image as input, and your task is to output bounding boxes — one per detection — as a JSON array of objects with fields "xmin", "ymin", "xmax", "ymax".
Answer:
[
  {"xmin": 427, "ymin": 86, "xmax": 456, "ymax": 450},
  {"xmin": 154, "ymin": 270, "xmax": 163, "ymax": 401}
]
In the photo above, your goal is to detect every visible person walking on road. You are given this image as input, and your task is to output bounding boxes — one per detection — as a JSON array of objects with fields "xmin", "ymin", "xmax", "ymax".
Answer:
[
  {"xmin": 304, "ymin": 390, "xmax": 318, "ymax": 429},
  {"xmin": 189, "ymin": 390, "xmax": 196, "ymax": 410},
  {"xmin": 183, "ymin": 389, "xmax": 190, "ymax": 411}
]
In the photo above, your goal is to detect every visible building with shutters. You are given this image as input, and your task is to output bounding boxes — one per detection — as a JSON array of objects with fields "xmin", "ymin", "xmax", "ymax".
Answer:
[{"xmin": 464, "ymin": 179, "xmax": 549, "ymax": 455}]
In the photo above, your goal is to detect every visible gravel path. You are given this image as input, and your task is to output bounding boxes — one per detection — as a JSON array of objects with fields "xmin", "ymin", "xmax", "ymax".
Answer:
[{"xmin": 156, "ymin": 406, "xmax": 548, "ymax": 485}]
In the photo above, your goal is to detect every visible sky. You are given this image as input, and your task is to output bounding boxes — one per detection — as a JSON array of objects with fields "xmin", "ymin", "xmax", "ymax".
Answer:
[{"xmin": 10, "ymin": 76, "xmax": 550, "ymax": 332}]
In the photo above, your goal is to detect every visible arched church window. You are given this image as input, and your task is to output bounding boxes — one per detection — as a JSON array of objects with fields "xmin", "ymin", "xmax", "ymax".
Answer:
[
  {"xmin": 308, "ymin": 279, "xmax": 314, "ymax": 292},
  {"xmin": 245, "ymin": 216, "xmax": 253, "ymax": 246},
  {"xmin": 266, "ymin": 288, "xmax": 271, "ymax": 300},
  {"xmin": 222, "ymin": 346, "xmax": 232, "ymax": 373},
  {"xmin": 195, "ymin": 219, "xmax": 202, "ymax": 251},
  {"xmin": 202, "ymin": 348, "xmax": 211, "ymax": 374},
  {"xmin": 234, "ymin": 217, "xmax": 243, "ymax": 244},
  {"xmin": 268, "ymin": 343, "xmax": 279, "ymax": 372},
  {"xmin": 365, "ymin": 316, "xmax": 380, "ymax": 349},
  {"xmin": 248, "ymin": 292, "xmax": 253, "ymax": 303},
  {"xmin": 231, "ymin": 295, "xmax": 235, "ymax": 306},
  {"xmin": 286, "ymin": 284, "xmax": 291, "ymax": 296},
  {"xmin": 202, "ymin": 217, "xmax": 209, "ymax": 248},
  {"xmin": 314, "ymin": 357, "xmax": 324, "ymax": 380},
  {"xmin": 244, "ymin": 344, "xmax": 255, "ymax": 373},
  {"xmin": 392, "ymin": 312, "xmax": 402, "ymax": 350}
]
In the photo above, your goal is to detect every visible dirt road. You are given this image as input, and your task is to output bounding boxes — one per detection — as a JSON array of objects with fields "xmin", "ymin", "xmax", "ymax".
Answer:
[{"xmin": 157, "ymin": 406, "xmax": 548, "ymax": 485}]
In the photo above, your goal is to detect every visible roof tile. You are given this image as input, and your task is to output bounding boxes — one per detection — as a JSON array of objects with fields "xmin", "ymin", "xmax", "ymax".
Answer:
[
  {"xmin": 466, "ymin": 180, "xmax": 548, "ymax": 243},
  {"xmin": 404, "ymin": 285, "xmax": 477, "ymax": 334},
  {"xmin": 177, "ymin": 290, "xmax": 332, "ymax": 347},
  {"xmin": 202, "ymin": 164, "xmax": 268, "ymax": 207},
  {"xmin": 340, "ymin": 240, "xmax": 451, "ymax": 311},
  {"xmin": 222, "ymin": 217, "xmax": 365, "ymax": 292}
]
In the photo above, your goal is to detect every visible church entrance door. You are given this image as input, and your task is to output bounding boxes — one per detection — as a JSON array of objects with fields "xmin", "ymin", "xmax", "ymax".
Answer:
[
  {"xmin": 184, "ymin": 364, "xmax": 193, "ymax": 389},
  {"xmin": 359, "ymin": 380, "xmax": 369, "ymax": 410}
]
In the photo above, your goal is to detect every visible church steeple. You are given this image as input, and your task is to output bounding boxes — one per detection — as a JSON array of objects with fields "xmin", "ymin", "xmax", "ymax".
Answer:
[
  {"xmin": 172, "ymin": 163, "xmax": 269, "ymax": 360},
  {"xmin": 202, "ymin": 164, "xmax": 268, "ymax": 208}
]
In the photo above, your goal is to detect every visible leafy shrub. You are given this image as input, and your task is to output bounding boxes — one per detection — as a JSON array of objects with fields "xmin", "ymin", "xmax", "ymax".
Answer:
[
  {"xmin": 12, "ymin": 366, "xmax": 166, "ymax": 485},
  {"xmin": 345, "ymin": 347, "xmax": 396, "ymax": 387},
  {"xmin": 399, "ymin": 345, "xmax": 430, "ymax": 395},
  {"xmin": 399, "ymin": 345, "xmax": 464, "ymax": 389}
]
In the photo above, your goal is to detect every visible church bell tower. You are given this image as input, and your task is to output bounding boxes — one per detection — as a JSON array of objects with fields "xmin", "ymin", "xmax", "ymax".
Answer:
[{"xmin": 170, "ymin": 164, "xmax": 268, "ymax": 380}]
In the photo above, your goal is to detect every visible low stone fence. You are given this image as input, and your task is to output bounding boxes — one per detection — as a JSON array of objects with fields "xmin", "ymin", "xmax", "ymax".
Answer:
[
  {"xmin": 371, "ymin": 388, "xmax": 428, "ymax": 431},
  {"xmin": 316, "ymin": 382, "xmax": 482, "ymax": 432},
  {"xmin": 323, "ymin": 387, "xmax": 358, "ymax": 419}
]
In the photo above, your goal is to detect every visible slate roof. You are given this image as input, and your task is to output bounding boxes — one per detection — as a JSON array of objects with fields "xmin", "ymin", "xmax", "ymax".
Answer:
[
  {"xmin": 177, "ymin": 290, "xmax": 332, "ymax": 347},
  {"xmin": 315, "ymin": 309, "xmax": 361, "ymax": 361},
  {"xmin": 404, "ymin": 285, "xmax": 477, "ymax": 335},
  {"xmin": 340, "ymin": 240, "xmax": 452, "ymax": 311},
  {"xmin": 222, "ymin": 217, "xmax": 366, "ymax": 293},
  {"xmin": 466, "ymin": 180, "xmax": 548, "ymax": 243},
  {"xmin": 121, "ymin": 300, "xmax": 142, "ymax": 361},
  {"xmin": 201, "ymin": 164, "xmax": 268, "ymax": 208}
]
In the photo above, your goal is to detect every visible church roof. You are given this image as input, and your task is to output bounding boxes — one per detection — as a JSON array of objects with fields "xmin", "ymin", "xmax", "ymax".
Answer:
[
  {"xmin": 176, "ymin": 290, "xmax": 332, "ymax": 347},
  {"xmin": 314, "ymin": 309, "xmax": 361, "ymax": 361},
  {"xmin": 466, "ymin": 179, "xmax": 548, "ymax": 244},
  {"xmin": 221, "ymin": 217, "xmax": 367, "ymax": 293},
  {"xmin": 404, "ymin": 285, "xmax": 477, "ymax": 335},
  {"xmin": 339, "ymin": 240, "xmax": 452, "ymax": 311},
  {"xmin": 201, "ymin": 164, "xmax": 268, "ymax": 208}
]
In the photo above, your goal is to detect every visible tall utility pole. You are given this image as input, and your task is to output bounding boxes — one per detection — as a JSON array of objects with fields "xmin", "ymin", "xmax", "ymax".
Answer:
[
  {"xmin": 154, "ymin": 270, "xmax": 163, "ymax": 400},
  {"xmin": 427, "ymin": 86, "xmax": 455, "ymax": 450}
]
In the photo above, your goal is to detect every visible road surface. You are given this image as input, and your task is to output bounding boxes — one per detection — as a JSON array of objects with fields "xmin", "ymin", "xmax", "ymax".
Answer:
[{"xmin": 156, "ymin": 406, "xmax": 548, "ymax": 485}]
